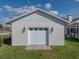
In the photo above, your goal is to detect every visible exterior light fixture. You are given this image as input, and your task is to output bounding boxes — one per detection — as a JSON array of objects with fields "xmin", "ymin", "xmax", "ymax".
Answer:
[
  {"xmin": 22, "ymin": 27, "xmax": 25, "ymax": 33},
  {"xmin": 50, "ymin": 28, "xmax": 53, "ymax": 33}
]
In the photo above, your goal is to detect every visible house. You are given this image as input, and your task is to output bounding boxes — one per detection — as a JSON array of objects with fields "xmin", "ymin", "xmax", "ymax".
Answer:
[
  {"xmin": 66, "ymin": 16, "xmax": 79, "ymax": 39},
  {"xmin": 0, "ymin": 23, "xmax": 11, "ymax": 31},
  {"xmin": 6, "ymin": 9, "xmax": 69, "ymax": 49}
]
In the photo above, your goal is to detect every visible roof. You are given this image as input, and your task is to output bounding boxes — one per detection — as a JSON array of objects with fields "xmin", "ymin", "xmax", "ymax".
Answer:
[
  {"xmin": 66, "ymin": 17, "xmax": 79, "ymax": 26},
  {"xmin": 6, "ymin": 8, "xmax": 69, "ymax": 24},
  {"xmin": 72, "ymin": 17, "xmax": 79, "ymax": 22}
]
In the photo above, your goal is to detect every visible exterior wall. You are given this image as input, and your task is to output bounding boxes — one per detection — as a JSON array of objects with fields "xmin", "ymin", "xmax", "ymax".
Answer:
[{"xmin": 12, "ymin": 13, "xmax": 64, "ymax": 46}]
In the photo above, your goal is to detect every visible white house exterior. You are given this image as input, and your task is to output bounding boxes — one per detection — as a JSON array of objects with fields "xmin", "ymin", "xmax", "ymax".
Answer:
[{"xmin": 6, "ymin": 9, "xmax": 68, "ymax": 47}]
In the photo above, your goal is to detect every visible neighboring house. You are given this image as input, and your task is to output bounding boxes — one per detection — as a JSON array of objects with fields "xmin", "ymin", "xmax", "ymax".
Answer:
[
  {"xmin": 2, "ymin": 24, "xmax": 11, "ymax": 31},
  {"xmin": 0, "ymin": 23, "xmax": 11, "ymax": 31},
  {"xmin": 66, "ymin": 16, "xmax": 79, "ymax": 39},
  {"xmin": 6, "ymin": 9, "xmax": 68, "ymax": 48}
]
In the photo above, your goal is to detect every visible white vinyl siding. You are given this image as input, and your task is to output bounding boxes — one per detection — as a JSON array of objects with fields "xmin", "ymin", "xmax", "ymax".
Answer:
[{"xmin": 12, "ymin": 13, "xmax": 64, "ymax": 46}]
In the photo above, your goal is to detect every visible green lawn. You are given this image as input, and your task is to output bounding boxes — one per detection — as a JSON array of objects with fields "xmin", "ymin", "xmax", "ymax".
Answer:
[{"xmin": 0, "ymin": 38, "xmax": 79, "ymax": 59}]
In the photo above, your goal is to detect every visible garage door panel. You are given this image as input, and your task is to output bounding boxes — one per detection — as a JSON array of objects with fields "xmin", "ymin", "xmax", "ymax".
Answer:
[{"xmin": 28, "ymin": 28, "xmax": 48, "ymax": 45}]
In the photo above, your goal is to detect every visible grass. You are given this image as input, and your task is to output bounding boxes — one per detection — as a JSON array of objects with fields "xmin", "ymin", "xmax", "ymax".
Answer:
[{"xmin": 0, "ymin": 37, "xmax": 79, "ymax": 59}]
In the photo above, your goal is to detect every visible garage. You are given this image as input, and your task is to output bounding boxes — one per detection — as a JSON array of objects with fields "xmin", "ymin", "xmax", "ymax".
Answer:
[
  {"xmin": 28, "ymin": 27, "xmax": 48, "ymax": 45},
  {"xmin": 7, "ymin": 9, "xmax": 66, "ymax": 47}
]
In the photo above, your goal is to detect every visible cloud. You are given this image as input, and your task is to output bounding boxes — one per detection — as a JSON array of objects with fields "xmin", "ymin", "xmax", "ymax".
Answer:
[
  {"xmin": 0, "ymin": 8, "xmax": 4, "ymax": 12},
  {"xmin": 4, "ymin": 5, "xmax": 27, "ymax": 13},
  {"xmin": 15, "ymin": 5, "xmax": 36, "ymax": 14},
  {"xmin": 38, "ymin": 4, "xmax": 41, "ymax": 7},
  {"xmin": 59, "ymin": 13, "xmax": 68, "ymax": 18},
  {"xmin": 4, "ymin": 5, "xmax": 13, "ymax": 12},
  {"xmin": 3, "ymin": 5, "xmax": 36, "ymax": 14},
  {"xmin": 2, "ymin": 5, "xmax": 37, "ymax": 21},
  {"xmin": 14, "ymin": 6, "xmax": 28, "ymax": 14},
  {"xmin": 36, "ymin": 4, "xmax": 42, "ymax": 8},
  {"xmin": 75, "ymin": 0, "xmax": 79, "ymax": 1},
  {"xmin": 50, "ymin": 10, "xmax": 68, "ymax": 18},
  {"xmin": 45, "ymin": 3, "xmax": 52, "ymax": 9},
  {"xmin": 50, "ymin": 10, "xmax": 58, "ymax": 15},
  {"xmin": 28, "ymin": 5, "xmax": 36, "ymax": 10}
]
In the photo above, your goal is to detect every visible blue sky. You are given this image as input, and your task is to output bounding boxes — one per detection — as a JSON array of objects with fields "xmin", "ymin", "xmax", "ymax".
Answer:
[{"xmin": 0, "ymin": 0, "xmax": 79, "ymax": 22}]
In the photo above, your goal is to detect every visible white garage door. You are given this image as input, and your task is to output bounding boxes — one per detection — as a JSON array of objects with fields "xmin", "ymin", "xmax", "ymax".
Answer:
[{"xmin": 28, "ymin": 27, "xmax": 48, "ymax": 45}]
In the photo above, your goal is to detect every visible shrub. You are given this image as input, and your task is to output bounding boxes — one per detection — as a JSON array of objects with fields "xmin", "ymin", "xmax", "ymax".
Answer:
[{"xmin": 4, "ymin": 37, "xmax": 11, "ymax": 45}]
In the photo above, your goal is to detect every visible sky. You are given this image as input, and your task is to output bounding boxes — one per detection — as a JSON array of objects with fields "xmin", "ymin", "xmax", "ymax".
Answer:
[{"xmin": 0, "ymin": 0, "xmax": 79, "ymax": 22}]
